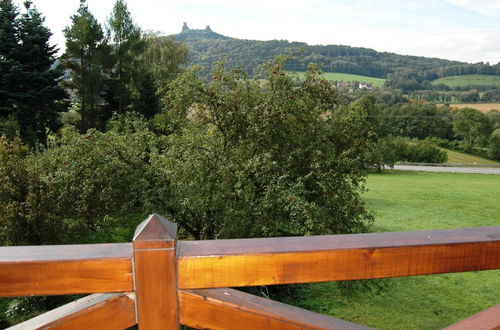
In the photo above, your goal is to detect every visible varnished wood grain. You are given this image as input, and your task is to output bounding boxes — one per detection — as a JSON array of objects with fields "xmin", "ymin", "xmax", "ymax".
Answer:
[
  {"xmin": 0, "ymin": 243, "xmax": 133, "ymax": 297},
  {"xmin": 180, "ymin": 288, "xmax": 372, "ymax": 330},
  {"xmin": 444, "ymin": 304, "xmax": 500, "ymax": 330},
  {"xmin": 133, "ymin": 214, "xmax": 179, "ymax": 329},
  {"xmin": 8, "ymin": 293, "xmax": 136, "ymax": 330},
  {"xmin": 177, "ymin": 226, "xmax": 500, "ymax": 289}
]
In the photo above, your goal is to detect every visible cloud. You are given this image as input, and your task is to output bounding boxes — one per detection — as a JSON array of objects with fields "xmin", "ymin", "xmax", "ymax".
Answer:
[{"xmin": 444, "ymin": 0, "xmax": 500, "ymax": 18}]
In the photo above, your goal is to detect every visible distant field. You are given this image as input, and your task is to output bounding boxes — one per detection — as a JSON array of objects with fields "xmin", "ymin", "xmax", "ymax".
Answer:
[
  {"xmin": 444, "ymin": 148, "xmax": 500, "ymax": 165},
  {"xmin": 290, "ymin": 171, "xmax": 500, "ymax": 330},
  {"xmin": 290, "ymin": 71, "xmax": 386, "ymax": 88},
  {"xmin": 448, "ymin": 103, "xmax": 500, "ymax": 113},
  {"xmin": 432, "ymin": 74, "xmax": 500, "ymax": 88}
]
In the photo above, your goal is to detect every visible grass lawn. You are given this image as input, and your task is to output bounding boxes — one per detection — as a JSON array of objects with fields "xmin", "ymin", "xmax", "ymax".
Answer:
[
  {"xmin": 289, "ymin": 71, "xmax": 386, "ymax": 88},
  {"xmin": 432, "ymin": 74, "xmax": 500, "ymax": 88},
  {"xmin": 444, "ymin": 148, "xmax": 500, "ymax": 165},
  {"xmin": 292, "ymin": 171, "xmax": 500, "ymax": 329}
]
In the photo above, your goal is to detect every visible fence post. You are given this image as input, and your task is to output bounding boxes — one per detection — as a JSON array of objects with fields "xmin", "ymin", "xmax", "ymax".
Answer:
[{"xmin": 133, "ymin": 214, "xmax": 178, "ymax": 329}]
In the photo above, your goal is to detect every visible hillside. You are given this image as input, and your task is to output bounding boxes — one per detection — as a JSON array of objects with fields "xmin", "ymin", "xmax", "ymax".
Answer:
[
  {"xmin": 172, "ymin": 24, "xmax": 465, "ymax": 77},
  {"xmin": 432, "ymin": 74, "xmax": 500, "ymax": 88}
]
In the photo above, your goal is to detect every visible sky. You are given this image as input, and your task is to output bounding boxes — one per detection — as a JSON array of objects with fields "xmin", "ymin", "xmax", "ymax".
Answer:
[{"xmin": 13, "ymin": 0, "xmax": 500, "ymax": 64}]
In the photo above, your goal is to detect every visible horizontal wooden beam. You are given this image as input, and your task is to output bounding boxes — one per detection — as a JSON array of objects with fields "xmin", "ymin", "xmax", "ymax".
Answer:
[
  {"xmin": 177, "ymin": 226, "xmax": 500, "ymax": 289},
  {"xmin": 180, "ymin": 288, "xmax": 371, "ymax": 330},
  {"xmin": 443, "ymin": 303, "xmax": 500, "ymax": 330},
  {"xmin": 0, "ymin": 243, "xmax": 133, "ymax": 297},
  {"xmin": 8, "ymin": 292, "xmax": 136, "ymax": 330}
]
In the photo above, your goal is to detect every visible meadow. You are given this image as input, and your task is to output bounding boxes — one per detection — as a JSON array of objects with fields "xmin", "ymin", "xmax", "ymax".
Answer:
[
  {"xmin": 444, "ymin": 148, "xmax": 500, "ymax": 165},
  {"xmin": 432, "ymin": 74, "xmax": 500, "ymax": 88},
  {"xmin": 290, "ymin": 71, "xmax": 386, "ymax": 88},
  {"xmin": 289, "ymin": 171, "xmax": 500, "ymax": 329}
]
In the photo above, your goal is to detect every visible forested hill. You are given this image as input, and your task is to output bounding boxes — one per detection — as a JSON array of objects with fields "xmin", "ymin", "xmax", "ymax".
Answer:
[{"xmin": 173, "ymin": 24, "xmax": 465, "ymax": 78}]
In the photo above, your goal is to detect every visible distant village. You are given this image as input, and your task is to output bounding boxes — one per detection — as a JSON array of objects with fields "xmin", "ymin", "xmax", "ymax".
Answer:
[{"xmin": 335, "ymin": 81, "xmax": 374, "ymax": 90}]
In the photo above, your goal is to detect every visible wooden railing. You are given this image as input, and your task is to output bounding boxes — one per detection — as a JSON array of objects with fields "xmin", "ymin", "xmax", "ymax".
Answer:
[{"xmin": 1, "ymin": 214, "xmax": 499, "ymax": 329}]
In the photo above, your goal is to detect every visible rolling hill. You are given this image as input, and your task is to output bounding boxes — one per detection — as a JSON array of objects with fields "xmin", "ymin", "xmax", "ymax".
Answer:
[{"xmin": 173, "ymin": 24, "xmax": 466, "ymax": 78}]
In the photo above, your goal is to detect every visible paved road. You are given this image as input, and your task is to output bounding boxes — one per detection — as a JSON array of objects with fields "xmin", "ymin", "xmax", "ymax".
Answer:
[{"xmin": 390, "ymin": 165, "xmax": 500, "ymax": 175}]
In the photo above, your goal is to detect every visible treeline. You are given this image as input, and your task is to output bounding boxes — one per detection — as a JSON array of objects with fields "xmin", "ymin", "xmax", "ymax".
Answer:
[
  {"xmin": 365, "ymin": 95, "xmax": 500, "ymax": 164},
  {"xmin": 0, "ymin": 0, "xmax": 188, "ymax": 146},
  {"xmin": 174, "ymin": 27, "xmax": 465, "ymax": 78},
  {"xmin": 386, "ymin": 62, "xmax": 500, "ymax": 93}
]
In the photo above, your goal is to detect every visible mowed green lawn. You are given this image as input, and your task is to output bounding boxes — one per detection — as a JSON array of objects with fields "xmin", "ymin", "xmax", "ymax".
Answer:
[
  {"xmin": 290, "ymin": 71, "xmax": 386, "ymax": 88},
  {"xmin": 293, "ymin": 171, "xmax": 500, "ymax": 329},
  {"xmin": 432, "ymin": 74, "xmax": 500, "ymax": 87}
]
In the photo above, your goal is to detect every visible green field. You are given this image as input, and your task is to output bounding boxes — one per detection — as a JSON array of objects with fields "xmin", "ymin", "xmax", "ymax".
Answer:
[
  {"xmin": 290, "ymin": 71, "xmax": 386, "ymax": 88},
  {"xmin": 432, "ymin": 74, "xmax": 500, "ymax": 88},
  {"xmin": 444, "ymin": 148, "xmax": 500, "ymax": 165},
  {"xmin": 291, "ymin": 171, "xmax": 500, "ymax": 329}
]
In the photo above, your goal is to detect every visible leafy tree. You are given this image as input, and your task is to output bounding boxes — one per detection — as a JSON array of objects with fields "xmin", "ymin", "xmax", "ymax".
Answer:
[
  {"xmin": 452, "ymin": 108, "xmax": 493, "ymax": 150},
  {"xmin": 140, "ymin": 33, "xmax": 189, "ymax": 97},
  {"xmin": 487, "ymin": 110, "xmax": 500, "ymax": 130},
  {"xmin": 62, "ymin": 0, "xmax": 110, "ymax": 131},
  {"xmin": 488, "ymin": 129, "xmax": 500, "ymax": 160},
  {"xmin": 0, "ymin": 136, "xmax": 64, "ymax": 245},
  {"xmin": 154, "ymin": 60, "xmax": 374, "ymax": 240}
]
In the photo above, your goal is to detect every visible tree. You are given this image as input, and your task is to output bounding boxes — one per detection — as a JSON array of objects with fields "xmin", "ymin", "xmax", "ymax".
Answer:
[
  {"xmin": 62, "ymin": 0, "xmax": 110, "ymax": 131},
  {"xmin": 154, "ymin": 60, "xmax": 374, "ymax": 240},
  {"xmin": 140, "ymin": 33, "xmax": 188, "ymax": 97},
  {"xmin": 0, "ymin": 0, "xmax": 19, "ymax": 117},
  {"xmin": 452, "ymin": 108, "xmax": 493, "ymax": 150},
  {"xmin": 0, "ymin": 1, "xmax": 67, "ymax": 145},
  {"xmin": 107, "ymin": 0, "xmax": 144, "ymax": 113},
  {"xmin": 488, "ymin": 129, "xmax": 500, "ymax": 160},
  {"xmin": 14, "ymin": 1, "xmax": 67, "ymax": 144}
]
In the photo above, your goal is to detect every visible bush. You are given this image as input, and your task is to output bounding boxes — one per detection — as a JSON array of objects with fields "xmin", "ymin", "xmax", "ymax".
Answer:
[{"xmin": 374, "ymin": 136, "xmax": 447, "ymax": 166}]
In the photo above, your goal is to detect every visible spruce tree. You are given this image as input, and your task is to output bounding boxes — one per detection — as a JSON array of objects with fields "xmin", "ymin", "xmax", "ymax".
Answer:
[
  {"xmin": 0, "ymin": 0, "xmax": 19, "ymax": 117},
  {"xmin": 0, "ymin": 0, "xmax": 66, "ymax": 145},
  {"xmin": 16, "ymin": 1, "xmax": 67, "ymax": 144},
  {"xmin": 62, "ymin": 0, "xmax": 110, "ymax": 131},
  {"xmin": 107, "ymin": 0, "xmax": 144, "ymax": 113}
]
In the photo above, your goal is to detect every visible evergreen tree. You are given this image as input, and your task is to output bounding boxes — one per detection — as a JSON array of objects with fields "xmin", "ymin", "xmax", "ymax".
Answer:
[
  {"xmin": 107, "ymin": 0, "xmax": 144, "ymax": 113},
  {"xmin": 0, "ymin": 0, "xmax": 20, "ymax": 117},
  {"xmin": 62, "ymin": 0, "xmax": 110, "ymax": 131},
  {"xmin": 0, "ymin": 0, "xmax": 66, "ymax": 145},
  {"xmin": 15, "ymin": 1, "xmax": 67, "ymax": 143}
]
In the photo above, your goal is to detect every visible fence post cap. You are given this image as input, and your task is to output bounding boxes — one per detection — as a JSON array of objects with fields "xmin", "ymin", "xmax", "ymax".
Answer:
[{"xmin": 133, "ymin": 214, "xmax": 177, "ymax": 249}]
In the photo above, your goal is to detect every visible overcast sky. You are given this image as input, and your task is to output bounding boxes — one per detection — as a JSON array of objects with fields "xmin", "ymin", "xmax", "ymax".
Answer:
[{"xmin": 14, "ymin": 0, "xmax": 500, "ymax": 65}]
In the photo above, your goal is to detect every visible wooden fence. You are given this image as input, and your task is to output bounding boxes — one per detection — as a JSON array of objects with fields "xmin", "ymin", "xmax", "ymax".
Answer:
[{"xmin": 1, "ymin": 214, "xmax": 499, "ymax": 329}]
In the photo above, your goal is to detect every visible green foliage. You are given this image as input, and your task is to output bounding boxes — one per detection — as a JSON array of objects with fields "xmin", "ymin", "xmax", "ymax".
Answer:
[
  {"xmin": 155, "ymin": 60, "xmax": 374, "ymax": 239},
  {"xmin": 175, "ymin": 27, "xmax": 464, "ymax": 78},
  {"xmin": 140, "ymin": 33, "xmax": 189, "ymax": 97},
  {"xmin": 488, "ymin": 129, "xmax": 500, "ymax": 160},
  {"xmin": 487, "ymin": 109, "xmax": 500, "ymax": 130},
  {"xmin": 0, "ymin": 116, "xmax": 170, "ymax": 246},
  {"xmin": 61, "ymin": 0, "xmax": 110, "ymax": 131},
  {"xmin": 377, "ymin": 103, "xmax": 453, "ymax": 140},
  {"xmin": 0, "ymin": 136, "xmax": 64, "ymax": 245},
  {"xmin": 452, "ymin": 107, "xmax": 493, "ymax": 149},
  {"xmin": 106, "ymin": 0, "xmax": 145, "ymax": 114},
  {"xmin": 0, "ymin": 0, "xmax": 67, "ymax": 146},
  {"xmin": 374, "ymin": 137, "xmax": 447, "ymax": 165}
]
